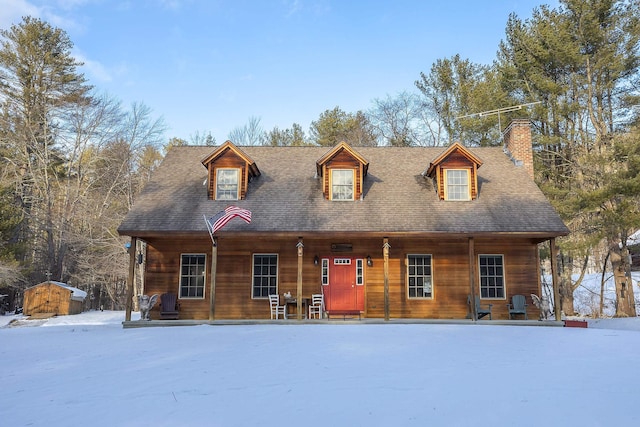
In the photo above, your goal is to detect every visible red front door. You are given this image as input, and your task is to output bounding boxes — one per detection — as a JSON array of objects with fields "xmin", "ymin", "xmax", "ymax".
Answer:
[{"xmin": 324, "ymin": 257, "xmax": 364, "ymax": 313}]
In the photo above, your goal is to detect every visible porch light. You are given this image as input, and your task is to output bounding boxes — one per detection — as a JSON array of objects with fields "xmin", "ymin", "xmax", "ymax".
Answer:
[
  {"xmin": 314, "ymin": 255, "xmax": 319, "ymax": 266},
  {"xmin": 367, "ymin": 255, "xmax": 373, "ymax": 267}
]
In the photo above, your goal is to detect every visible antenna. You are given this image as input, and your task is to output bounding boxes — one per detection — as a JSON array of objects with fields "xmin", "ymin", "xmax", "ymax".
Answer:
[{"xmin": 456, "ymin": 101, "xmax": 542, "ymax": 132}]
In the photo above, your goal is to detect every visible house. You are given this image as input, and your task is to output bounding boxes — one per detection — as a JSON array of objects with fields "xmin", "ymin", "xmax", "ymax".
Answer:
[
  {"xmin": 23, "ymin": 281, "xmax": 87, "ymax": 316},
  {"xmin": 117, "ymin": 119, "xmax": 569, "ymax": 321}
]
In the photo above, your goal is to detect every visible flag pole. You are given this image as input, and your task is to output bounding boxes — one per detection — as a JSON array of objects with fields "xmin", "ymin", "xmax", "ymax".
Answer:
[
  {"xmin": 204, "ymin": 215, "xmax": 217, "ymax": 321},
  {"xmin": 209, "ymin": 237, "xmax": 217, "ymax": 321},
  {"xmin": 203, "ymin": 208, "xmax": 252, "ymax": 321}
]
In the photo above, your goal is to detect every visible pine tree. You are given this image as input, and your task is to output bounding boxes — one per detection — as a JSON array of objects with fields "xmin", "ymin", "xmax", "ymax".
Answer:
[
  {"xmin": 0, "ymin": 16, "xmax": 92, "ymax": 282},
  {"xmin": 497, "ymin": 0, "xmax": 640, "ymax": 315}
]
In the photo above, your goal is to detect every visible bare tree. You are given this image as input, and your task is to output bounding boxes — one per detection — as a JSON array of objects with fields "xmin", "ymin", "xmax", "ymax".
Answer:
[
  {"xmin": 188, "ymin": 131, "xmax": 215, "ymax": 146},
  {"xmin": 228, "ymin": 116, "xmax": 265, "ymax": 145},
  {"xmin": 368, "ymin": 91, "xmax": 423, "ymax": 146}
]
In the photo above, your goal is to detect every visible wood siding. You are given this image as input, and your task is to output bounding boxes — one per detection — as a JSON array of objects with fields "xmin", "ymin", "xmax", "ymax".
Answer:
[
  {"xmin": 322, "ymin": 150, "xmax": 364, "ymax": 200},
  {"xmin": 435, "ymin": 153, "xmax": 479, "ymax": 200},
  {"xmin": 207, "ymin": 150, "xmax": 248, "ymax": 200},
  {"xmin": 141, "ymin": 235, "xmax": 540, "ymax": 320},
  {"xmin": 23, "ymin": 283, "xmax": 83, "ymax": 316}
]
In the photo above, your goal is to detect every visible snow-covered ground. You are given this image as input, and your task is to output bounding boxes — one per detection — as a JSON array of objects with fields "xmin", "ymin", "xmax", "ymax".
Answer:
[{"xmin": 1, "ymin": 310, "xmax": 639, "ymax": 426}]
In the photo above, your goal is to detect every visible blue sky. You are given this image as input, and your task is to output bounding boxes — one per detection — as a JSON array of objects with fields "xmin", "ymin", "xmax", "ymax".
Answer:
[{"xmin": 2, "ymin": 0, "xmax": 558, "ymax": 142}]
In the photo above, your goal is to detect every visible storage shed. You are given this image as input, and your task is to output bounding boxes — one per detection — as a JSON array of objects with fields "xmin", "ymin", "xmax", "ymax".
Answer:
[{"xmin": 23, "ymin": 281, "xmax": 87, "ymax": 316}]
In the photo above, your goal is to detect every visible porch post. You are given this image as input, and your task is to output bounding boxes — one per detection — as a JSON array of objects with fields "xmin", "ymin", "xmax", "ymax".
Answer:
[
  {"xmin": 550, "ymin": 237, "xmax": 561, "ymax": 320},
  {"xmin": 297, "ymin": 237, "xmax": 304, "ymax": 320},
  {"xmin": 383, "ymin": 237, "xmax": 390, "ymax": 321},
  {"xmin": 209, "ymin": 238, "xmax": 217, "ymax": 321},
  {"xmin": 125, "ymin": 237, "xmax": 136, "ymax": 322},
  {"xmin": 468, "ymin": 237, "xmax": 477, "ymax": 321}
]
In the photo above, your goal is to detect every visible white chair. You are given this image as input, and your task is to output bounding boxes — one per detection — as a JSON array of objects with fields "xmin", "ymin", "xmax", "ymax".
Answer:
[
  {"xmin": 269, "ymin": 294, "xmax": 287, "ymax": 319},
  {"xmin": 308, "ymin": 293, "xmax": 324, "ymax": 319}
]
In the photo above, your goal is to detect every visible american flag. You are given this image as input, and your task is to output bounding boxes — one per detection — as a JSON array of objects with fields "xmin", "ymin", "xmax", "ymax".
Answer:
[{"xmin": 206, "ymin": 206, "xmax": 252, "ymax": 235}]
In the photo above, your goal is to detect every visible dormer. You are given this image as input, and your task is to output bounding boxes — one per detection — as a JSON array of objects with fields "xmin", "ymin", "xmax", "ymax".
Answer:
[
  {"xmin": 316, "ymin": 142, "xmax": 369, "ymax": 201},
  {"xmin": 201, "ymin": 141, "xmax": 260, "ymax": 200},
  {"xmin": 425, "ymin": 142, "xmax": 482, "ymax": 201}
]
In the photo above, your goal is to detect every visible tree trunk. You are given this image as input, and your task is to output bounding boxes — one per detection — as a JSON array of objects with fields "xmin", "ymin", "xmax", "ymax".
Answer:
[
  {"xmin": 559, "ymin": 272, "xmax": 575, "ymax": 316},
  {"xmin": 610, "ymin": 245, "xmax": 636, "ymax": 317},
  {"xmin": 558, "ymin": 253, "xmax": 575, "ymax": 316}
]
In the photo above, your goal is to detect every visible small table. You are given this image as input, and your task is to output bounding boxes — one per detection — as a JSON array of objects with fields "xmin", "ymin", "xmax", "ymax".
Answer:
[{"xmin": 285, "ymin": 298, "xmax": 309, "ymax": 319}]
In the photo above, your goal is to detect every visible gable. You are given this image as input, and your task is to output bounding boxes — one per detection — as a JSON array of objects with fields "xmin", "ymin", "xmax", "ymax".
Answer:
[
  {"xmin": 316, "ymin": 142, "xmax": 369, "ymax": 200},
  {"xmin": 201, "ymin": 141, "xmax": 260, "ymax": 200},
  {"xmin": 425, "ymin": 142, "xmax": 483, "ymax": 201}
]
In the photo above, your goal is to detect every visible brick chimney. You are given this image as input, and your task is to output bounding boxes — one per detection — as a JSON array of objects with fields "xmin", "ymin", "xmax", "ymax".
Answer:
[{"xmin": 502, "ymin": 119, "xmax": 534, "ymax": 180}]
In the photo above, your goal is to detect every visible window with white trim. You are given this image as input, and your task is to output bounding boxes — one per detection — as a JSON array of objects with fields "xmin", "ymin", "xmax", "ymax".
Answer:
[
  {"xmin": 407, "ymin": 254, "xmax": 433, "ymax": 298},
  {"xmin": 252, "ymin": 254, "xmax": 278, "ymax": 298},
  {"xmin": 180, "ymin": 254, "xmax": 206, "ymax": 298},
  {"xmin": 445, "ymin": 169, "xmax": 470, "ymax": 201},
  {"xmin": 479, "ymin": 254, "xmax": 505, "ymax": 299},
  {"xmin": 321, "ymin": 258, "xmax": 329, "ymax": 285},
  {"xmin": 331, "ymin": 169, "xmax": 354, "ymax": 201},
  {"xmin": 356, "ymin": 259, "xmax": 363, "ymax": 285},
  {"xmin": 216, "ymin": 168, "xmax": 240, "ymax": 200}
]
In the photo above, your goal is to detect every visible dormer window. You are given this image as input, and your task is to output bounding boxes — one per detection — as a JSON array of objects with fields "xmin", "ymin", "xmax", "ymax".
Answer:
[
  {"xmin": 316, "ymin": 142, "xmax": 369, "ymax": 201},
  {"xmin": 425, "ymin": 142, "xmax": 482, "ymax": 201},
  {"xmin": 201, "ymin": 141, "xmax": 260, "ymax": 200},
  {"xmin": 216, "ymin": 168, "xmax": 240, "ymax": 200},
  {"xmin": 445, "ymin": 169, "xmax": 470, "ymax": 201},
  {"xmin": 331, "ymin": 169, "xmax": 354, "ymax": 200}
]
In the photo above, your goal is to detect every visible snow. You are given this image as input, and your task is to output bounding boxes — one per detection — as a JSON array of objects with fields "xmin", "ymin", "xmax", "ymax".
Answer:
[{"xmin": 1, "ymin": 310, "xmax": 640, "ymax": 426}]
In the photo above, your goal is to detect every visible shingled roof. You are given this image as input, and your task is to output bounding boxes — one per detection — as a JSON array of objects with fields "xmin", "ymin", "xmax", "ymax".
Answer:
[{"xmin": 117, "ymin": 145, "xmax": 569, "ymax": 239}]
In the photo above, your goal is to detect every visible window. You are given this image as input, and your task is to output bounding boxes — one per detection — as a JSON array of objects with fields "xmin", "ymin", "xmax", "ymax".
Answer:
[
  {"xmin": 407, "ymin": 255, "xmax": 433, "ymax": 298},
  {"xmin": 252, "ymin": 254, "xmax": 278, "ymax": 298},
  {"xmin": 445, "ymin": 169, "xmax": 470, "ymax": 201},
  {"xmin": 356, "ymin": 259, "xmax": 363, "ymax": 285},
  {"xmin": 180, "ymin": 254, "xmax": 206, "ymax": 298},
  {"xmin": 331, "ymin": 169, "xmax": 354, "ymax": 200},
  {"xmin": 479, "ymin": 255, "xmax": 505, "ymax": 298},
  {"xmin": 321, "ymin": 258, "xmax": 329, "ymax": 285},
  {"xmin": 216, "ymin": 168, "xmax": 239, "ymax": 200}
]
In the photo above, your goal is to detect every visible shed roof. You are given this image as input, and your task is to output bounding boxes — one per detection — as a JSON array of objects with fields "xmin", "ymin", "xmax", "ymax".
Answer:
[
  {"xmin": 26, "ymin": 281, "xmax": 87, "ymax": 301},
  {"xmin": 117, "ymin": 145, "xmax": 569, "ymax": 239}
]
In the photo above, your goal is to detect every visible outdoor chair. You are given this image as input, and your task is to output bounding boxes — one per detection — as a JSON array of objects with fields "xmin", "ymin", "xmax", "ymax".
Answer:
[
  {"xmin": 159, "ymin": 293, "xmax": 179, "ymax": 320},
  {"xmin": 269, "ymin": 294, "xmax": 287, "ymax": 319},
  {"xmin": 308, "ymin": 293, "xmax": 325, "ymax": 319},
  {"xmin": 507, "ymin": 294, "xmax": 528, "ymax": 319},
  {"xmin": 468, "ymin": 295, "xmax": 492, "ymax": 320}
]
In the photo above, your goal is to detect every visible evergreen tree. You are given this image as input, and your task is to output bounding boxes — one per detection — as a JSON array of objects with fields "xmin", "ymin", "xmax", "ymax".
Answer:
[
  {"xmin": 310, "ymin": 107, "xmax": 377, "ymax": 146},
  {"xmin": 263, "ymin": 123, "xmax": 307, "ymax": 146},
  {"xmin": 416, "ymin": 55, "xmax": 514, "ymax": 146},
  {"xmin": 0, "ymin": 16, "xmax": 92, "ymax": 282},
  {"xmin": 497, "ymin": 0, "xmax": 640, "ymax": 315}
]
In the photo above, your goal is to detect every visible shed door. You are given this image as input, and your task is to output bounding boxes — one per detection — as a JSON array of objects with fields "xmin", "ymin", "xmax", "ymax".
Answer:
[
  {"xmin": 44, "ymin": 287, "xmax": 62, "ymax": 313},
  {"xmin": 33, "ymin": 286, "xmax": 61, "ymax": 314},
  {"xmin": 325, "ymin": 257, "xmax": 363, "ymax": 313}
]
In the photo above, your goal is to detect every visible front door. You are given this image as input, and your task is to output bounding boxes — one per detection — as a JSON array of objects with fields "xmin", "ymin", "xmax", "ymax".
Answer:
[{"xmin": 324, "ymin": 256, "xmax": 364, "ymax": 313}]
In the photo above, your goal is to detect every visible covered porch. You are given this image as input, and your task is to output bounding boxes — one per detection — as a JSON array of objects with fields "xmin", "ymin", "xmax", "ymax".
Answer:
[{"xmin": 122, "ymin": 233, "xmax": 564, "ymax": 323}]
